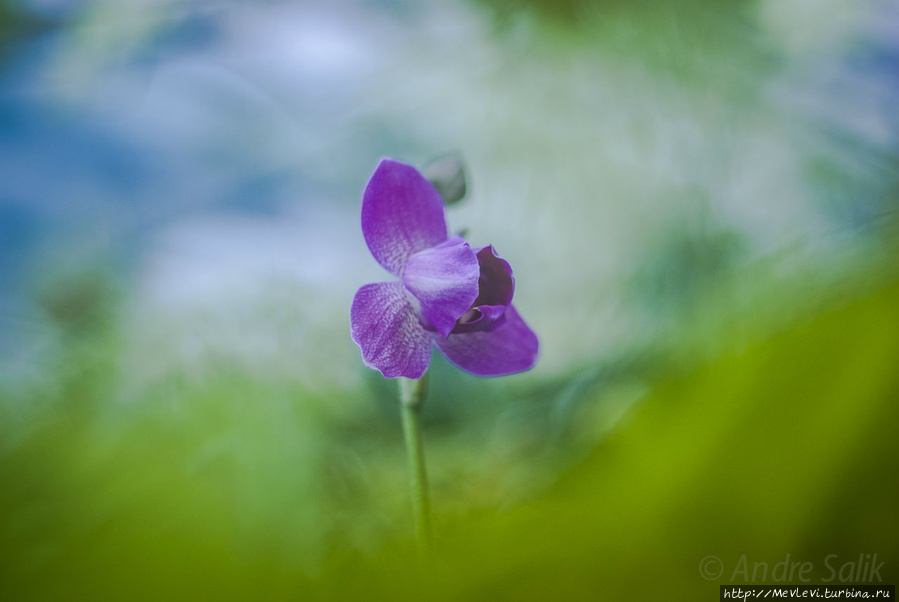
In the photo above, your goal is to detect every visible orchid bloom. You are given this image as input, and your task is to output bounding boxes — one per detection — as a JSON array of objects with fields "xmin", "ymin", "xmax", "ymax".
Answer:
[{"xmin": 350, "ymin": 158, "xmax": 539, "ymax": 379}]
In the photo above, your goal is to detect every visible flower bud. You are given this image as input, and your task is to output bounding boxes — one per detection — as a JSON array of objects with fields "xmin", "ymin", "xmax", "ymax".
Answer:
[{"xmin": 423, "ymin": 154, "xmax": 467, "ymax": 206}]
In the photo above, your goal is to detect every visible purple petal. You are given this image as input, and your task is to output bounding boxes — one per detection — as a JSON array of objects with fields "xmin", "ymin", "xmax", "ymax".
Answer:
[
  {"xmin": 472, "ymin": 245, "xmax": 514, "ymax": 307},
  {"xmin": 433, "ymin": 305, "xmax": 538, "ymax": 376},
  {"xmin": 451, "ymin": 304, "xmax": 507, "ymax": 334},
  {"xmin": 402, "ymin": 236, "xmax": 479, "ymax": 338},
  {"xmin": 362, "ymin": 158, "xmax": 449, "ymax": 277},
  {"xmin": 351, "ymin": 281, "xmax": 432, "ymax": 379}
]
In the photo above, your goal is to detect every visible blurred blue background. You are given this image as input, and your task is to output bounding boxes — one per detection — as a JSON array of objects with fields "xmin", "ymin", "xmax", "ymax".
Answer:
[{"xmin": 1, "ymin": 0, "xmax": 898, "ymax": 599}]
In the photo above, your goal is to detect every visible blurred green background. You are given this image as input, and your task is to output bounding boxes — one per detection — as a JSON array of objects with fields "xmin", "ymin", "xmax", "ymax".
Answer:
[{"xmin": 1, "ymin": 0, "xmax": 898, "ymax": 600}]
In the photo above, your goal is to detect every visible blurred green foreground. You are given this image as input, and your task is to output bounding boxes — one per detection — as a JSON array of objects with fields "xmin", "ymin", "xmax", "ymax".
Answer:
[{"xmin": 2, "ymin": 254, "xmax": 897, "ymax": 601}]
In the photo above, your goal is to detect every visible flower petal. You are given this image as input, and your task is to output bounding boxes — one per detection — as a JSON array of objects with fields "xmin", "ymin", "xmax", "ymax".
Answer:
[
  {"xmin": 402, "ymin": 236, "xmax": 479, "ymax": 338},
  {"xmin": 451, "ymin": 304, "xmax": 507, "ymax": 334},
  {"xmin": 362, "ymin": 158, "xmax": 449, "ymax": 277},
  {"xmin": 351, "ymin": 281, "xmax": 432, "ymax": 379},
  {"xmin": 433, "ymin": 305, "xmax": 538, "ymax": 376},
  {"xmin": 472, "ymin": 245, "xmax": 514, "ymax": 307}
]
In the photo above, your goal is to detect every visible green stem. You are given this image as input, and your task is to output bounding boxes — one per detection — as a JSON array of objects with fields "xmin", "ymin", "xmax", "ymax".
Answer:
[{"xmin": 399, "ymin": 374, "xmax": 432, "ymax": 558}]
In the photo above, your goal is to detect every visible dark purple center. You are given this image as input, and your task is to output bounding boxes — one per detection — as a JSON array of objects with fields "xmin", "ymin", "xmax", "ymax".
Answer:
[
  {"xmin": 449, "ymin": 246, "xmax": 515, "ymax": 334},
  {"xmin": 415, "ymin": 244, "xmax": 516, "ymax": 335}
]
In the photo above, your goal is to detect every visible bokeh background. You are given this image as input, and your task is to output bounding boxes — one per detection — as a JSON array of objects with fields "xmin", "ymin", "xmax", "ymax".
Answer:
[{"xmin": 2, "ymin": 0, "xmax": 898, "ymax": 599}]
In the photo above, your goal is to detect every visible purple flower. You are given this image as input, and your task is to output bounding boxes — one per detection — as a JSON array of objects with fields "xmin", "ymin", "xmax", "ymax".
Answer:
[{"xmin": 350, "ymin": 158, "xmax": 539, "ymax": 379}]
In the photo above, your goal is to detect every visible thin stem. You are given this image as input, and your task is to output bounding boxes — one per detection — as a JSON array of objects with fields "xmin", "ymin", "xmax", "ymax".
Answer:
[{"xmin": 399, "ymin": 374, "xmax": 432, "ymax": 559}]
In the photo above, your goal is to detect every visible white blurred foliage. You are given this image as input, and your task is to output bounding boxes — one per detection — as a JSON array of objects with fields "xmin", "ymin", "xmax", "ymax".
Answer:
[
  {"xmin": 31, "ymin": 0, "xmax": 893, "ymax": 387},
  {"xmin": 127, "ymin": 204, "xmax": 379, "ymax": 393}
]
